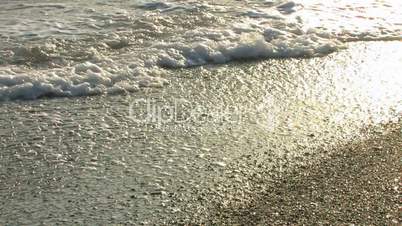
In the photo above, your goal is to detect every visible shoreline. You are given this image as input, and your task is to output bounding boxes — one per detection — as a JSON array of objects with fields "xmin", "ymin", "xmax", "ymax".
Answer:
[
  {"xmin": 0, "ymin": 42, "xmax": 401, "ymax": 225},
  {"xmin": 199, "ymin": 122, "xmax": 401, "ymax": 225}
]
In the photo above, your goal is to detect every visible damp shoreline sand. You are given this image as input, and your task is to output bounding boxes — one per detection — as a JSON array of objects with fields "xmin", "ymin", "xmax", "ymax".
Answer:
[{"xmin": 177, "ymin": 122, "xmax": 401, "ymax": 225}]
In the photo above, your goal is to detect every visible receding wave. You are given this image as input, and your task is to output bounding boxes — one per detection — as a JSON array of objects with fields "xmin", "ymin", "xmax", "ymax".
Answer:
[{"xmin": 0, "ymin": 0, "xmax": 401, "ymax": 101}]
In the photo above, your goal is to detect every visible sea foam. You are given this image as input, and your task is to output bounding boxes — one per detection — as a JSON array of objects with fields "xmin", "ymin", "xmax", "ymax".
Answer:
[
  {"xmin": 0, "ymin": 62, "xmax": 168, "ymax": 101},
  {"xmin": 0, "ymin": 0, "xmax": 401, "ymax": 101}
]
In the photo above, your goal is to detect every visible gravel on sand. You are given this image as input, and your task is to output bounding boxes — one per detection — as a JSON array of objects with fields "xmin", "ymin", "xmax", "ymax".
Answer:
[{"xmin": 180, "ymin": 122, "xmax": 401, "ymax": 225}]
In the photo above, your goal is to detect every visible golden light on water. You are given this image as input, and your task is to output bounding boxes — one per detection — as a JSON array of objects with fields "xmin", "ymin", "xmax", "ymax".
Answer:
[{"xmin": 297, "ymin": 0, "xmax": 402, "ymax": 36}]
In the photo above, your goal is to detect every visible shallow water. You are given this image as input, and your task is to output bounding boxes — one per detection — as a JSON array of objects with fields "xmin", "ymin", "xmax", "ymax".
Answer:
[
  {"xmin": 0, "ymin": 42, "xmax": 401, "ymax": 224},
  {"xmin": 0, "ymin": 0, "xmax": 401, "ymax": 224},
  {"xmin": 0, "ymin": 0, "xmax": 401, "ymax": 100}
]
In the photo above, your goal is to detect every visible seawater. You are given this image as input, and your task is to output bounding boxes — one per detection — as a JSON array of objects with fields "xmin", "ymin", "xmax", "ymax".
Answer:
[{"xmin": 0, "ymin": 0, "xmax": 401, "ymax": 101}]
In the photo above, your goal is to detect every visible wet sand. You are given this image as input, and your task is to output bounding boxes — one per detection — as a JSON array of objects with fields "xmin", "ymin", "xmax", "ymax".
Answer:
[
  {"xmin": 0, "ymin": 42, "xmax": 401, "ymax": 225},
  {"xmin": 200, "ymin": 122, "xmax": 401, "ymax": 225}
]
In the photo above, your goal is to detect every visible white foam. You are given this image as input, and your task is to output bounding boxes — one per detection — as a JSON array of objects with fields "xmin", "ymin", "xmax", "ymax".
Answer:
[
  {"xmin": 0, "ymin": 61, "xmax": 168, "ymax": 101},
  {"xmin": 154, "ymin": 27, "xmax": 344, "ymax": 68},
  {"xmin": 0, "ymin": 0, "xmax": 401, "ymax": 101}
]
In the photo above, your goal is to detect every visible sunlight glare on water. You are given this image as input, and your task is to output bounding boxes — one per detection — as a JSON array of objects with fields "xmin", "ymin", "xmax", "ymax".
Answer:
[
  {"xmin": 0, "ymin": 0, "xmax": 401, "ymax": 101},
  {"xmin": 299, "ymin": 0, "xmax": 402, "ymax": 36},
  {"xmin": 0, "ymin": 1, "xmax": 401, "ymax": 224}
]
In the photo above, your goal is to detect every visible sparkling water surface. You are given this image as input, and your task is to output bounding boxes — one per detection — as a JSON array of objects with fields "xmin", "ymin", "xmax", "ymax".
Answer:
[{"xmin": 0, "ymin": 0, "xmax": 401, "ymax": 224}]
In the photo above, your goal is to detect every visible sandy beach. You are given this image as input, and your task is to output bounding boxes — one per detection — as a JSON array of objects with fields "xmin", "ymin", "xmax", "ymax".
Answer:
[
  {"xmin": 1, "ymin": 0, "xmax": 402, "ymax": 224},
  {"xmin": 198, "ymin": 122, "xmax": 401, "ymax": 225},
  {"xmin": 2, "ymin": 41, "xmax": 401, "ymax": 225}
]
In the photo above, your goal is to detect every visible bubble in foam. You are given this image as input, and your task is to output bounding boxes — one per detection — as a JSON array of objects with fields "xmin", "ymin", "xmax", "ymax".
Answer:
[
  {"xmin": 0, "ymin": 0, "xmax": 401, "ymax": 101},
  {"xmin": 0, "ymin": 60, "xmax": 169, "ymax": 101}
]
